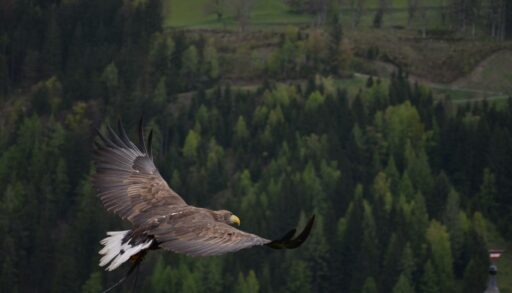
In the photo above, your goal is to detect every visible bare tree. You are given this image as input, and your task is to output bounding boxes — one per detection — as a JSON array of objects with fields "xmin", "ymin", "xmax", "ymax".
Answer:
[
  {"xmin": 461, "ymin": 0, "xmax": 468, "ymax": 32},
  {"xmin": 468, "ymin": 0, "xmax": 481, "ymax": 37},
  {"xmin": 419, "ymin": 1, "xmax": 427, "ymax": 38},
  {"xmin": 407, "ymin": 0, "xmax": 419, "ymax": 29},
  {"xmin": 407, "ymin": 0, "xmax": 427, "ymax": 36},
  {"xmin": 447, "ymin": 0, "xmax": 461, "ymax": 30},
  {"xmin": 351, "ymin": 0, "xmax": 365, "ymax": 28},
  {"xmin": 204, "ymin": 0, "xmax": 227, "ymax": 22},
  {"xmin": 373, "ymin": 0, "xmax": 388, "ymax": 28},
  {"xmin": 231, "ymin": 0, "xmax": 253, "ymax": 32},
  {"xmin": 338, "ymin": 0, "xmax": 344, "ymax": 18},
  {"xmin": 489, "ymin": 0, "xmax": 506, "ymax": 40}
]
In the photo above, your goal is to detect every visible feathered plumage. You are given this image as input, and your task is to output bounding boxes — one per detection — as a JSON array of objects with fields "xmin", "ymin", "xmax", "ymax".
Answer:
[{"xmin": 92, "ymin": 119, "xmax": 314, "ymax": 291}]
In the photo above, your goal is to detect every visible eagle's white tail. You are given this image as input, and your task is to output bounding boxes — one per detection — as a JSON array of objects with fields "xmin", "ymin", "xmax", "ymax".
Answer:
[{"xmin": 99, "ymin": 230, "xmax": 153, "ymax": 271}]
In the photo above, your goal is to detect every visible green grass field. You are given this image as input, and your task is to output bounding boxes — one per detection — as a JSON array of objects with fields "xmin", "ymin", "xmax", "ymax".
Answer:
[
  {"xmin": 164, "ymin": 0, "xmax": 302, "ymax": 27},
  {"xmin": 164, "ymin": 0, "xmax": 446, "ymax": 28}
]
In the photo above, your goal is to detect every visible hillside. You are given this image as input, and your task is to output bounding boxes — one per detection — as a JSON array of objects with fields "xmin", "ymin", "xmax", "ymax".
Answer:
[
  {"xmin": 2, "ymin": 1, "xmax": 512, "ymax": 292},
  {"xmin": 452, "ymin": 50, "xmax": 512, "ymax": 95}
]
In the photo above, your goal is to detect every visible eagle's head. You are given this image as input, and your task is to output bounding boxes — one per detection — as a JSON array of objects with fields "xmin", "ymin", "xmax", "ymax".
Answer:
[{"xmin": 213, "ymin": 210, "xmax": 240, "ymax": 226}]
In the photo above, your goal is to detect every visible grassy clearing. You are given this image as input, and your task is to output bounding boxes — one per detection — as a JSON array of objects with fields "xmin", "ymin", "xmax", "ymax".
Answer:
[
  {"xmin": 164, "ymin": 0, "xmax": 446, "ymax": 28},
  {"xmin": 164, "ymin": 0, "xmax": 212, "ymax": 27},
  {"xmin": 164, "ymin": 0, "xmax": 306, "ymax": 28},
  {"xmin": 336, "ymin": 73, "xmax": 372, "ymax": 96},
  {"xmin": 340, "ymin": 6, "xmax": 446, "ymax": 29},
  {"xmin": 431, "ymin": 87, "xmax": 482, "ymax": 101}
]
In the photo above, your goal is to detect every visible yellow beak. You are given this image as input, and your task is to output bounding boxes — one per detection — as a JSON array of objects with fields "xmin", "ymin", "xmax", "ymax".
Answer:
[{"xmin": 230, "ymin": 215, "xmax": 241, "ymax": 226}]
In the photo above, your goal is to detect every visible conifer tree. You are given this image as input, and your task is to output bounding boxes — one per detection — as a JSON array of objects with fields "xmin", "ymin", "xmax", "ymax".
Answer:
[
  {"xmin": 285, "ymin": 259, "xmax": 312, "ymax": 293},
  {"xmin": 419, "ymin": 260, "xmax": 439, "ymax": 293},
  {"xmin": 362, "ymin": 277, "xmax": 378, "ymax": 293},
  {"xmin": 81, "ymin": 271, "xmax": 102, "ymax": 293},
  {"xmin": 235, "ymin": 270, "xmax": 260, "ymax": 293},
  {"xmin": 392, "ymin": 274, "xmax": 415, "ymax": 293},
  {"xmin": 425, "ymin": 220, "xmax": 455, "ymax": 292},
  {"xmin": 400, "ymin": 242, "xmax": 416, "ymax": 281},
  {"xmin": 183, "ymin": 129, "xmax": 201, "ymax": 161},
  {"xmin": 475, "ymin": 168, "xmax": 497, "ymax": 217}
]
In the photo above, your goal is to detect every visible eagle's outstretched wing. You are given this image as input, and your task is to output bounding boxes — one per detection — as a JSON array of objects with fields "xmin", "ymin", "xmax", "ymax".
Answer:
[
  {"xmin": 150, "ymin": 212, "xmax": 315, "ymax": 256},
  {"xmin": 92, "ymin": 120, "xmax": 186, "ymax": 225},
  {"xmin": 93, "ymin": 120, "xmax": 315, "ymax": 256}
]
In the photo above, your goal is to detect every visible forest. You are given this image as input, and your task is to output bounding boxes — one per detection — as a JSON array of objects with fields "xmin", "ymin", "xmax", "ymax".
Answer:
[{"xmin": 1, "ymin": 0, "xmax": 512, "ymax": 292}]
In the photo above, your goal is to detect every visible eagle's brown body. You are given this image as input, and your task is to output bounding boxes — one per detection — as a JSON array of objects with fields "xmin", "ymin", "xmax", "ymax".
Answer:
[{"xmin": 92, "ymin": 121, "xmax": 314, "ymax": 275}]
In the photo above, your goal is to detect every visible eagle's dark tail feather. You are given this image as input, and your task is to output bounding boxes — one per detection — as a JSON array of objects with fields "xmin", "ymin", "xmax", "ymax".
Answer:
[
  {"xmin": 102, "ymin": 254, "xmax": 144, "ymax": 293},
  {"xmin": 266, "ymin": 215, "xmax": 315, "ymax": 249}
]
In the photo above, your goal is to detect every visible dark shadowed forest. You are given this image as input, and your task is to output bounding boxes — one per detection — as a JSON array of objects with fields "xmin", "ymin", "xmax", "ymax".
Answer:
[{"xmin": 1, "ymin": 0, "xmax": 512, "ymax": 292}]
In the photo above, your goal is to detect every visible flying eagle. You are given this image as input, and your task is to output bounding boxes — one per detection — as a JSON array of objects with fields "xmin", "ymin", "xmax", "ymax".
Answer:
[{"xmin": 92, "ymin": 120, "xmax": 315, "ymax": 289}]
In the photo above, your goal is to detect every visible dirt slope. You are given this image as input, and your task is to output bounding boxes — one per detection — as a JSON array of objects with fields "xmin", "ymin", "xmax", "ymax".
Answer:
[{"xmin": 452, "ymin": 50, "xmax": 512, "ymax": 95}]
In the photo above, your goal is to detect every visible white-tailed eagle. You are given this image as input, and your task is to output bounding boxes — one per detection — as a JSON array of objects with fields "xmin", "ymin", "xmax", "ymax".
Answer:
[{"xmin": 92, "ymin": 120, "xmax": 315, "ymax": 291}]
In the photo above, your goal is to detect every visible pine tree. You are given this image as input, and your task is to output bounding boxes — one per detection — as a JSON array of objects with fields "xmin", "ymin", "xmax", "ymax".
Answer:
[
  {"xmin": 0, "ymin": 53, "xmax": 9, "ymax": 97},
  {"xmin": 373, "ymin": 171, "xmax": 393, "ymax": 215},
  {"xmin": 462, "ymin": 258, "xmax": 487, "ymax": 293},
  {"xmin": 101, "ymin": 62, "xmax": 119, "ymax": 104},
  {"xmin": 150, "ymin": 256, "xmax": 176, "ymax": 292},
  {"xmin": 400, "ymin": 242, "xmax": 416, "ymax": 281},
  {"xmin": 398, "ymin": 171, "xmax": 415, "ymax": 200},
  {"xmin": 206, "ymin": 138, "xmax": 226, "ymax": 193},
  {"xmin": 406, "ymin": 147, "xmax": 433, "ymax": 205},
  {"xmin": 234, "ymin": 115, "xmax": 250, "ymax": 146},
  {"xmin": 429, "ymin": 171, "xmax": 451, "ymax": 218},
  {"xmin": 475, "ymin": 168, "xmax": 497, "ymax": 217},
  {"xmin": 327, "ymin": 9, "xmax": 344, "ymax": 75},
  {"xmin": 285, "ymin": 259, "xmax": 312, "ymax": 293},
  {"xmin": 362, "ymin": 277, "xmax": 378, "ymax": 293},
  {"xmin": 0, "ymin": 236, "xmax": 18, "ymax": 293},
  {"xmin": 385, "ymin": 155, "xmax": 400, "ymax": 195},
  {"xmin": 356, "ymin": 200, "xmax": 380, "ymax": 290},
  {"xmin": 302, "ymin": 162, "xmax": 328, "ymax": 215},
  {"xmin": 183, "ymin": 129, "xmax": 201, "ymax": 161},
  {"xmin": 42, "ymin": 11, "xmax": 62, "ymax": 76},
  {"xmin": 360, "ymin": 201, "xmax": 379, "ymax": 276},
  {"xmin": 461, "ymin": 225, "xmax": 488, "ymax": 291},
  {"xmin": 81, "ymin": 271, "xmax": 102, "ymax": 293},
  {"xmin": 181, "ymin": 45, "xmax": 199, "ymax": 86},
  {"xmin": 303, "ymin": 214, "xmax": 330, "ymax": 292},
  {"xmin": 408, "ymin": 192, "xmax": 429, "ymax": 252},
  {"xmin": 419, "ymin": 260, "xmax": 439, "ymax": 293},
  {"xmin": 425, "ymin": 220, "xmax": 455, "ymax": 292},
  {"xmin": 381, "ymin": 233, "xmax": 403, "ymax": 292},
  {"xmin": 182, "ymin": 270, "xmax": 200, "ymax": 293},
  {"xmin": 384, "ymin": 101, "xmax": 425, "ymax": 163},
  {"xmin": 443, "ymin": 189, "xmax": 464, "ymax": 264},
  {"xmin": 153, "ymin": 77, "xmax": 167, "ymax": 110},
  {"xmin": 392, "ymin": 274, "xmax": 415, "ymax": 293},
  {"xmin": 235, "ymin": 270, "xmax": 260, "ymax": 293}
]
